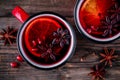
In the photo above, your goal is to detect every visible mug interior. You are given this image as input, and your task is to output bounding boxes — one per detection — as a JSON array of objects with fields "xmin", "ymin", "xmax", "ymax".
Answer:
[
  {"xmin": 17, "ymin": 12, "xmax": 76, "ymax": 69},
  {"xmin": 74, "ymin": 0, "xmax": 120, "ymax": 42}
]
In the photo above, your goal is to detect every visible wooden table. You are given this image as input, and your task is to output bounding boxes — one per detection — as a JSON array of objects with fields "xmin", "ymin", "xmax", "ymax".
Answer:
[{"xmin": 0, "ymin": 0, "xmax": 120, "ymax": 80}]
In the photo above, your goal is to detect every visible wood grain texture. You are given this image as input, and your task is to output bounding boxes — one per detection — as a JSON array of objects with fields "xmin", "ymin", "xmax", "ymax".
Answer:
[{"xmin": 0, "ymin": 0, "xmax": 120, "ymax": 80}]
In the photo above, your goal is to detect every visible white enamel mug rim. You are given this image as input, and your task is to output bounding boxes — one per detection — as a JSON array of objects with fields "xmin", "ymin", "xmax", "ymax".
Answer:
[
  {"xmin": 74, "ymin": 0, "xmax": 120, "ymax": 42},
  {"xmin": 17, "ymin": 12, "xmax": 76, "ymax": 69}
]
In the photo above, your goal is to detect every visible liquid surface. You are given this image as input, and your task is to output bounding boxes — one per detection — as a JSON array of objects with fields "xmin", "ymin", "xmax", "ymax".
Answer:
[
  {"xmin": 22, "ymin": 16, "xmax": 70, "ymax": 65},
  {"xmin": 79, "ymin": 0, "xmax": 120, "ymax": 38},
  {"xmin": 25, "ymin": 17, "xmax": 61, "ymax": 57}
]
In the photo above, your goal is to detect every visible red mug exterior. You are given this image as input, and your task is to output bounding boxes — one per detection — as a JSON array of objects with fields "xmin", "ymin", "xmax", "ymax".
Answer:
[
  {"xmin": 12, "ymin": 6, "xmax": 29, "ymax": 23},
  {"xmin": 12, "ymin": 6, "xmax": 76, "ymax": 69}
]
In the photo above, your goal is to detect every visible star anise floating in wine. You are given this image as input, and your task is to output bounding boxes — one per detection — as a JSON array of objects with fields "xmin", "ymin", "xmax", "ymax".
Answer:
[
  {"xmin": 100, "ymin": 16, "xmax": 117, "ymax": 37},
  {"xmin": 100, "ymin": 47, "xmax": 118, "ymax": 67},
  {"xmin": 52, "ymin": 28, "xmax": 70, "ymax": 47},
  {"xmin": 101, "ymin": 1, "xmax": 120, "ymax": 37},
  {"xmin": 0, "ymin": 26, "xmax": 18, "ymax": 45},
  {"xmin": 89, "ymin": 65, "xmax": 106, "ymax": 80},
  {"xmin": 41, "ymin": 44, "xmax": 56, "ymax": 61},
  {"xmin": 109, "ymin": 2, "xmax": 120, "ymax": 21},
  {"xmin": 31, "ymin": 28, "xmax": 71, "ymax": 62},
  {"xmin": 32, "ymin": 39, "xmax": 56, "ymax": 61}
]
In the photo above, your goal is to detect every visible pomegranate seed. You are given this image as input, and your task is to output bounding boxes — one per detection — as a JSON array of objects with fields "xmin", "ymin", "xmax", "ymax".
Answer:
[
  {"xmin": 37, "ymin": 38, "xmax": 41, "ymax": 44},
  {"xmin": 17, "ymin": 55, "xmax": 24, "ymax": 62},
  {"xmin": 10, "ymin": 62, "xmax": 19, "ymax": 68},
  {"xmin": 32, "ymin": 40, "xmax": 37, "ymax": 46},
  {"xmin": 87, "ymin": 28, "xmax": 92, "ymax": 33},
  {"xmin": 91, "ymin": 26, "xmax": 98, "ymax": 31}
]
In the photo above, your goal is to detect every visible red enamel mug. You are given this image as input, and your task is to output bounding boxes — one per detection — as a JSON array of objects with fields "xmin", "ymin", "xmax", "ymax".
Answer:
[
  {"xmin": 74, "ymin": 0, "xmax": 120, "ymax": 43},
  {"xmin": 12, "ymin": 6, "xmax": 76, "ymax": 69}
]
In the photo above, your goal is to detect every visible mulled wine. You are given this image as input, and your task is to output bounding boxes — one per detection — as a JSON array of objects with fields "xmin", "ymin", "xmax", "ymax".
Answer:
[
  {"xmin": 21, "ymin": 15, "xmax": 71, "ymax": 65},
  {"xmin": 75, "ymin": 0, "xmax": 120, "ymax": 42}
]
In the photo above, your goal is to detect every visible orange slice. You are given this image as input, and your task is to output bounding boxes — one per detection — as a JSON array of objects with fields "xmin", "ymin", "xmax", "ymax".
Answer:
[{"xmin": 24, "ymin": 17, "xmax": 61, "ymax": 57}]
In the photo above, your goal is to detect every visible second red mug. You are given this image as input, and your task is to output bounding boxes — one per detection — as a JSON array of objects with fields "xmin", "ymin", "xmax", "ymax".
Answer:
[{"xmin": 74, "ymin": 0, "xmax": 120, "ymax": 43}]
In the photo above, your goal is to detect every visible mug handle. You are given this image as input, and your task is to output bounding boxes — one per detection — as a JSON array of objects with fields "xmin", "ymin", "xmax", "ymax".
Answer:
[{"xmin": 12, "ymin": 6, "xmax": 29, "ymax": 23}]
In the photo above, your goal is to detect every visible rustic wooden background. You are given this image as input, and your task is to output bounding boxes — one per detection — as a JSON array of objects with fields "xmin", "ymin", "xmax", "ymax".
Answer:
[{"xmin": 0, "ymin": 0, "xmax": 120, "ymax": 80}]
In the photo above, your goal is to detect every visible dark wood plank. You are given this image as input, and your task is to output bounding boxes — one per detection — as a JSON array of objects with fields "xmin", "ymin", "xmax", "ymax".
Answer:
[{"xmin": 0, "ymin": 0, "xmax": 76, "ymax": 17}]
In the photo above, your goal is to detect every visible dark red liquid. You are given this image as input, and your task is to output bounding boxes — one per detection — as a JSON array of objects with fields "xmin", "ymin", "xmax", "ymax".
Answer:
[
  {"xmin": 79, "ymin": 0, "xmax": 120, "ymax": 38},
  {"xmin": 22, "ymin": 16, "xmax": 70, "ymax": 65}
]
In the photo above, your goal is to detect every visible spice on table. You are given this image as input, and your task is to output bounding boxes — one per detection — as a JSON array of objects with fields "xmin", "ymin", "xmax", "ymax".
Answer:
[
  {"xmin": 99, "ymin": 47, "xmax": 118, "ymax": 67},
  {"xmin": 88, "ymin": 65, "xmax": 106, "ymax": 80},
  {"xmin": 87, "ymin": 47, "xmax": 119, "ymax": 80},
  {"xmin": 0, "ymin": 26, "xmax": 18, "ymax": 45}
]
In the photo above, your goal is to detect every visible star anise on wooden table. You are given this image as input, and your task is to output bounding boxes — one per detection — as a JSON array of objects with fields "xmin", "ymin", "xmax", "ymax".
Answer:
[
  {"xmin": 0, "ymin": 26, "xmax": 18, "ymax": 45},
  {"xmin": 100, "ymin": 48, "xmax": 118, "ymax": 67},
  {"xmin": 52, "ymin": 28, "xmax": 70, "ymax": 47},
  {"xmin": 89, "ymin": 65, "xmax": 106, "ymax": 80}
]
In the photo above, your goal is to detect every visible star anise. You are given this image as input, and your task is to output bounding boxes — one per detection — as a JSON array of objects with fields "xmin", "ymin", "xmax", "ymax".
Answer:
[
  {"xmin": 109, "ymin": 3, "xmax": 120, "ymax": 21},
  {"xmin": 41, "ymin": 44, "xmax": 56, "ymax": 61},
  {"xmin": 100, "ymin": 47, "xmax": 118, "ymax": 67},
  {"xmin": 31, "ymin": 28, "xmax": 70, "ymax": 62},
  {"xmin": 88, "ymin": 65, "xmax": 106, "ymax": 80},
  {"xmin": 91, "ymin": 1, "xmax": 120, "ymax": 38},
  {"xmin": 32, "ymin": 38, "xmax": 56, "ymax": 61},
  {"xmin": 0, "ymin": 26, "xmax": 18, "ymax": 45},
  {"xmin": 101, "ymin": 16, "xmax": 118, "ymax": 37},
  {"xmin": 52, "ymin": 28, "xmax": 70, "ymax": 47}
]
